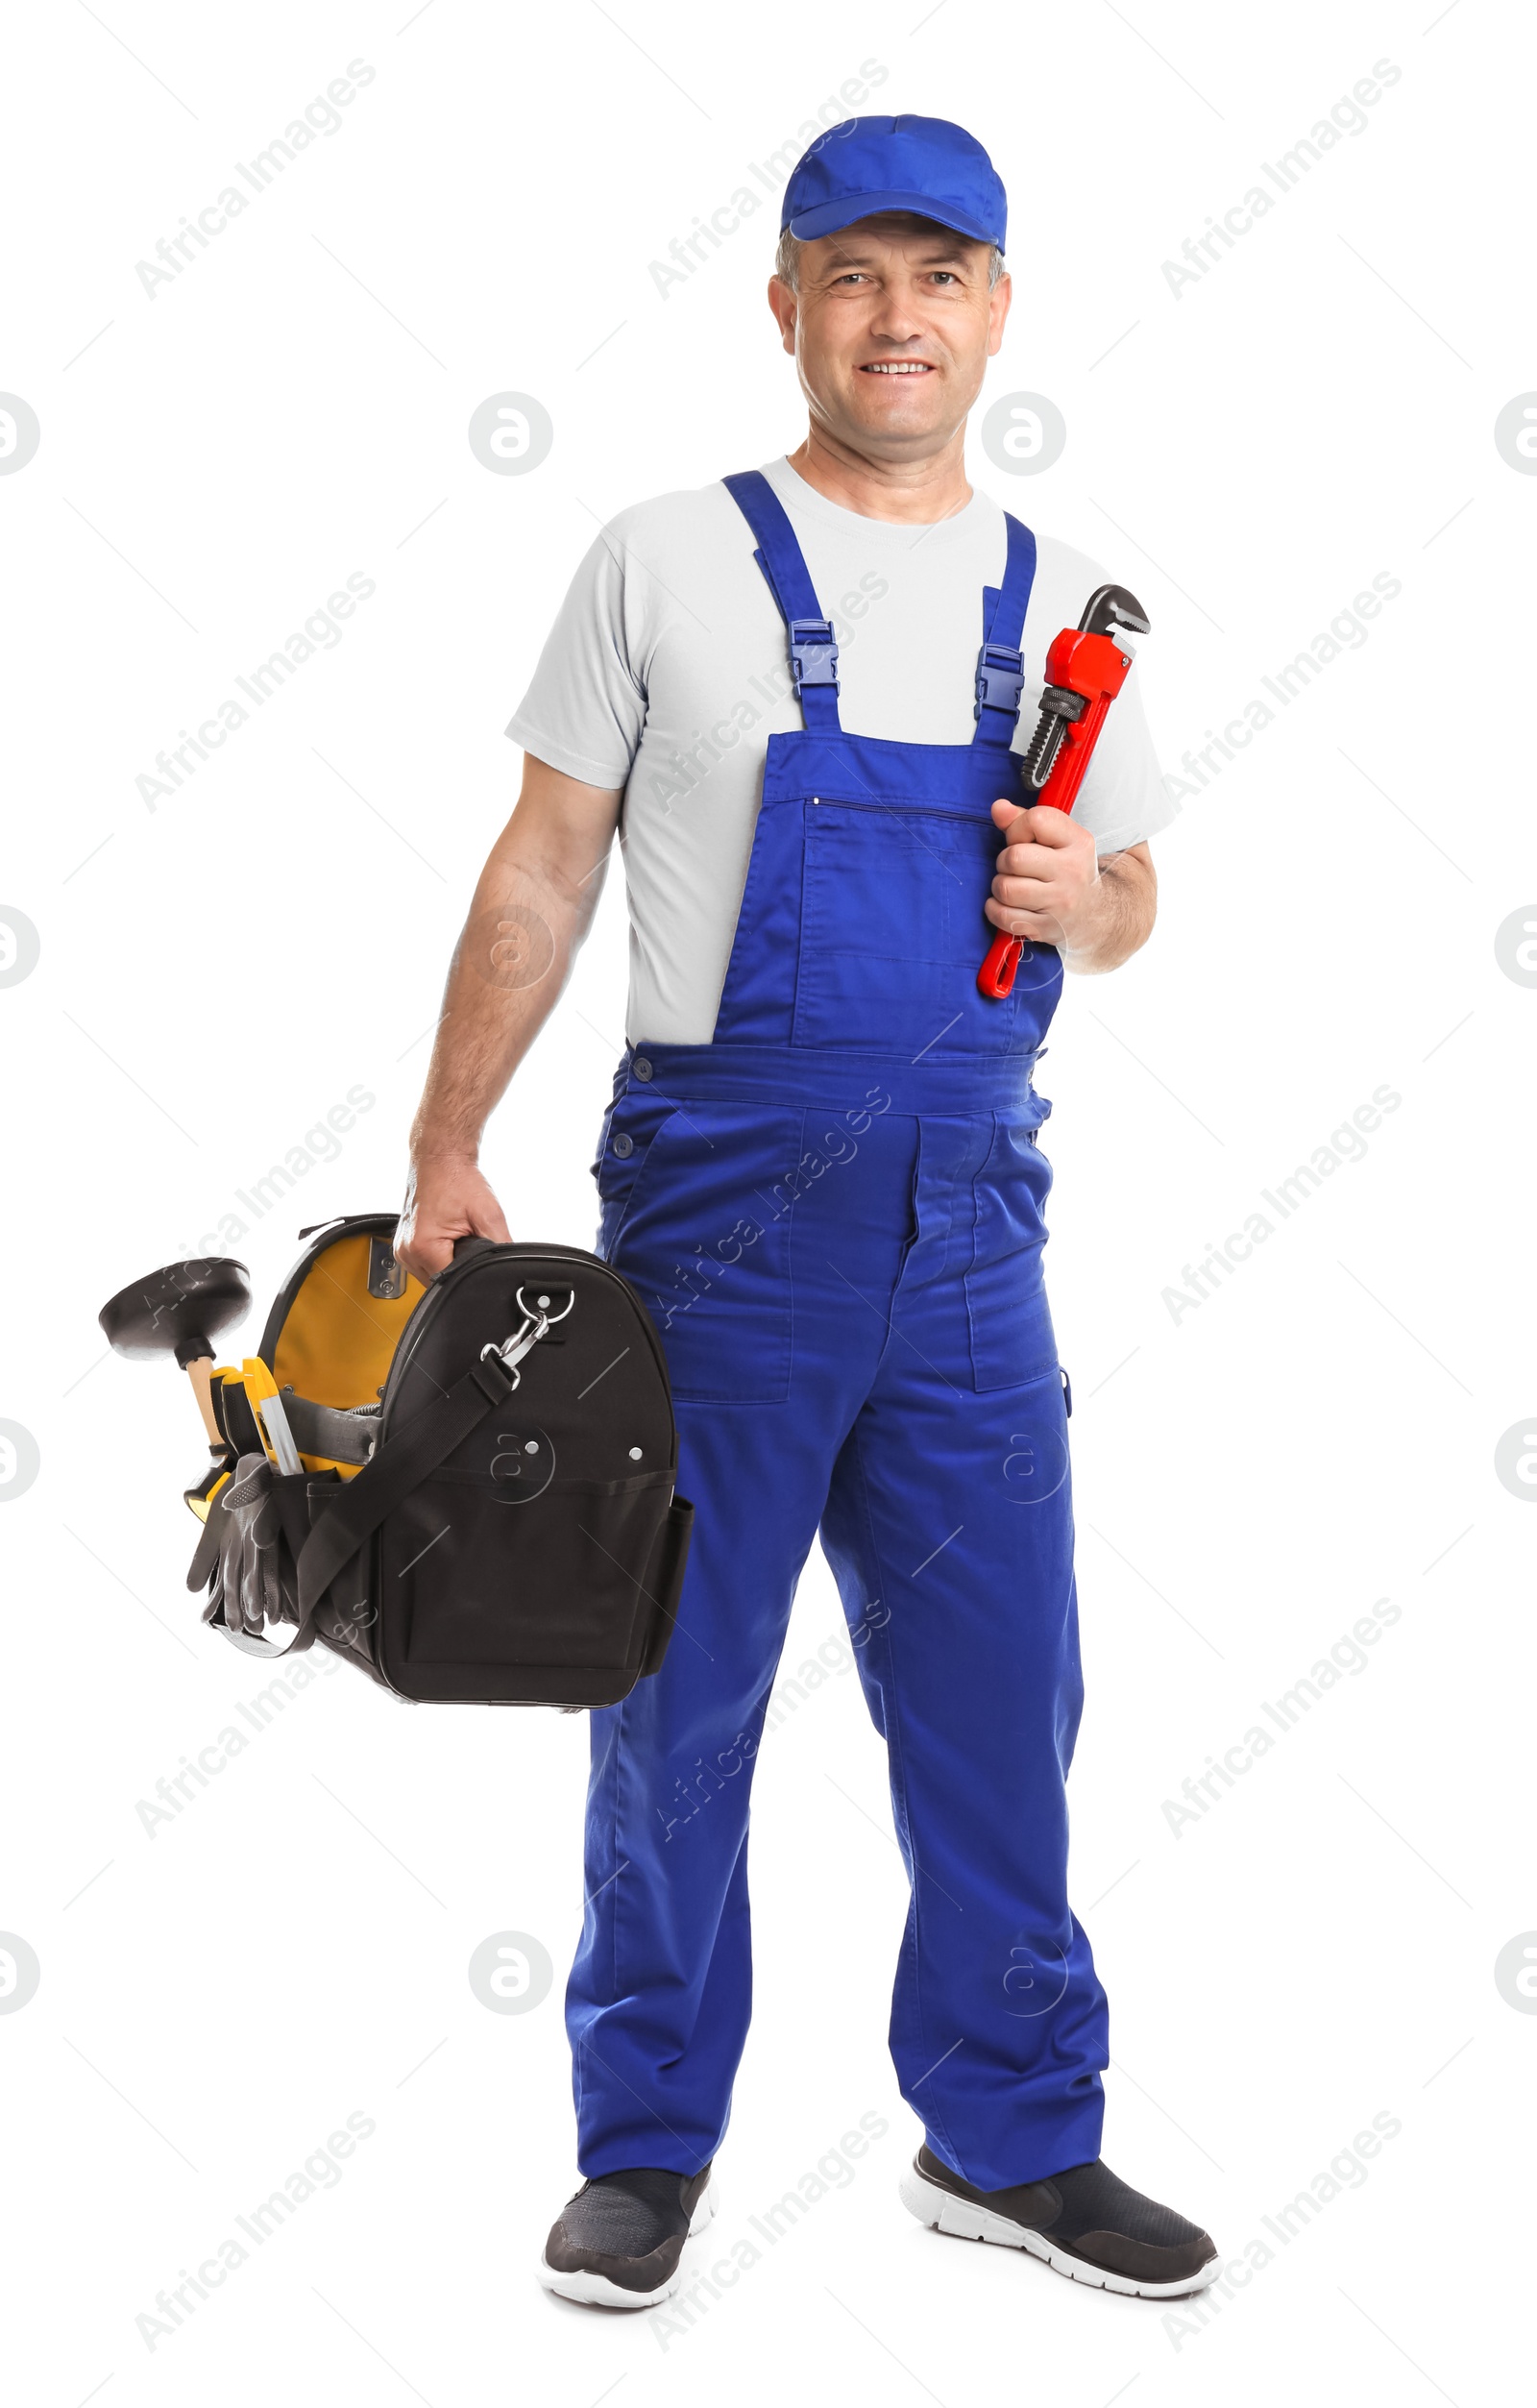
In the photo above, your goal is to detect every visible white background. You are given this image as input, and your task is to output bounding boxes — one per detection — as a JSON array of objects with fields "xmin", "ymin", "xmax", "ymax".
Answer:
[{"xmin": 1, "ymin": 1, "xmax": 1530, "ymax": 2400}]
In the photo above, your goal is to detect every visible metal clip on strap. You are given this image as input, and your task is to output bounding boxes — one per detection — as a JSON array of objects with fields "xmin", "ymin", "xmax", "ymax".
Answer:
[
  {"xmin": 479, "ymin": 1307, "xmax": 550, "ymax": 1388},
  {"xmin": 788, "ymin": 617, "xmax": 840, "ymax": 694}
]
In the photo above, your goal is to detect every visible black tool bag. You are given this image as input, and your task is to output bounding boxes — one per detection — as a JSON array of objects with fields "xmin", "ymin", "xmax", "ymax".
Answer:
[{"xmin": 186, "ymin": 1218, "xmax": 694, "ymax": 1708}]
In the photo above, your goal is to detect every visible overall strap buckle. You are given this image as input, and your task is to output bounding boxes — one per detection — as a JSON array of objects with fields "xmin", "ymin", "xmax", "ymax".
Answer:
[
  {"xmin": 974, "ymin": 639, "xmax": 1025, "ymax": 723},
  {"xmin": 788, "ymin": 617, "xmax": 840, "ymax": 694}
]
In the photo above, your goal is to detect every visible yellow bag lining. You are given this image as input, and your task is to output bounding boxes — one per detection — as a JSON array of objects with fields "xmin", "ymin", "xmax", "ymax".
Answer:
[
  {"xmin": 193, "ymin": 1236, "xmax": 424, "ymax": 1487},
  {"xmin": 268, "ymin": 1231, "xmax": 424, "ymax": 1474}
]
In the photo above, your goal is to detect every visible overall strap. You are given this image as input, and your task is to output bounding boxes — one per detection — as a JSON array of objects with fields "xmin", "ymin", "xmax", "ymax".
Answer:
[
  {"xmin": 972, "ymin": 511, "xmax": 1037, "ymax": 748},
  {"xmin": 723, "ymin": 469, "xmax": 842, "ymax": 733}
]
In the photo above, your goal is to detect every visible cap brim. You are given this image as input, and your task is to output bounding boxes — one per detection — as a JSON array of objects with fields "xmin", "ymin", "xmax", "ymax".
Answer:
[{"xmin": 785, "ymin": 189, "xmax": 1000, "ymax": 247}]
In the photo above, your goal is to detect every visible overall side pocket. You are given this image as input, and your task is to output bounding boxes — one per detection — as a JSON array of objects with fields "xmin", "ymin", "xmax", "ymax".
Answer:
[
  {"xmin": 593, "ymin": 1094, "xmax": 682, "ymax": 1261},
  {"xmin": 606, "ymin": 1100, "xmax": 801, "ymax": 1403},
  {"xmin": 964, "ymin": 1115, "xmax": 1060, "ymax": 1392}
]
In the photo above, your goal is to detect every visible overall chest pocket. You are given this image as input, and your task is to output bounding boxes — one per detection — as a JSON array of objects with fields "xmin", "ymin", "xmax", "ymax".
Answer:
[{"xmin": 793, "ymin": 800, "xmax": 1048, "ymax": 1059}]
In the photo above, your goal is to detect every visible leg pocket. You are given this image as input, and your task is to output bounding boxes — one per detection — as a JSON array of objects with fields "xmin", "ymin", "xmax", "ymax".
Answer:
[
  {"xmin": 608, "ymin": 1100, "xmax": 801, "ymax": 1403},
  {"xmin": 592, "ymin": 1093, "xmax": 683, "ymax": 1260},
  {"xmin": 964, "ymin": 1118, "xmax": 1059, "ymax": 1391}
]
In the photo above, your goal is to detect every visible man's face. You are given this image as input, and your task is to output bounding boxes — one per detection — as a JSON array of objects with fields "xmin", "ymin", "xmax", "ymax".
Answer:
[{"xmin": 768, "ymin": 213, "xmax": 1011, "ymax": 463}]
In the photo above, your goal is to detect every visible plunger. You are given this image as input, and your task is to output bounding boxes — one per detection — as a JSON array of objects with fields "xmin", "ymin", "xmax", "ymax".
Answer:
[{"xmin": 98, "ymin": 1257, "xmax": 252, "ymax": 1451}]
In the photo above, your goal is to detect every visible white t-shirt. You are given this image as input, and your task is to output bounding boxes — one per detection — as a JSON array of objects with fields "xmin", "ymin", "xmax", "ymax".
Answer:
[{"xmin": 507, "ymin": 455, "xmax": 1176, "ymax": 1046}]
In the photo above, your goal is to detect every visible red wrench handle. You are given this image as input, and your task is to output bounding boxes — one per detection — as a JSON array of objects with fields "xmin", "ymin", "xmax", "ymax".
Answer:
[
  {"xmin": 978, "ymin": 927, "xmax": 1026, "ymax": 999},
  {"xmin": 978, "ymin": 626, "xmax": 1138, "ymax": 998}
]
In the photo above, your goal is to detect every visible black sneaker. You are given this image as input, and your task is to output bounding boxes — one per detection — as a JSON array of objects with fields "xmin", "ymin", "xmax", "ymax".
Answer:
[
  {"xmin": 901, "ymin": 2146, "xmax": 1219, "ymax": 2297},
  {"xmin": 538, "ymin": 2164, "xmax": 716, "ymax": 2308}
]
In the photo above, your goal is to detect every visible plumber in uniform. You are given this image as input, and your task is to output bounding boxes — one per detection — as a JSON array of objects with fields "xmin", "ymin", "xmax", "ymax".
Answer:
[{"xmin": 397, "ymin": 114, "xmax": 1220, "ymax": 2310}]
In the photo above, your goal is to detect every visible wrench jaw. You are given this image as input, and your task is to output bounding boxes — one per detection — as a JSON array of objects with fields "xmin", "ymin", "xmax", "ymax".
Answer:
[
  {"xmin": 1020, "ymin": 586, "xmax": 1152, "ymax": 791},
  {"xmin": 1020, "ymin": 684, "xmax": 1087, "ymax": 794},
  {"xmin": 1079, "ymin": 582, "xmax": 1151, "ymax": 640}
]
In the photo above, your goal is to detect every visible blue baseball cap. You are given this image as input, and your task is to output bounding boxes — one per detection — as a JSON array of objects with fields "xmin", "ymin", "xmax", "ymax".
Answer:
[{"xmin": 781, "ymin": 114, "xmax": 1007, "ymax": 253}]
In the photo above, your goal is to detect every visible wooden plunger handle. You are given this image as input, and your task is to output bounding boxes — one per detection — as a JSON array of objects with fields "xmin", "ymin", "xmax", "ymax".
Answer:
[{"xmin": 183, "ymin": 1358, "xmax": 224, "ymax": 1450}]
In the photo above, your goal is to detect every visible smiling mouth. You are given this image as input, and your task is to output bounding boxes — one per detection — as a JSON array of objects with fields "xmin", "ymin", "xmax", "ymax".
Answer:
[{"xmin": 859, "ymin": 360, "xmax": 935, "ymax": 375}]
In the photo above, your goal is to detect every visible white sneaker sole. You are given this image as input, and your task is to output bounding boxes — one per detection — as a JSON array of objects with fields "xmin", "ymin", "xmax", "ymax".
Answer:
[
  {"xmin": 899, "ymin": 2163, "xmax": 1222, "ymax": 2299},
  {"xmin": 538, "ymin": 2178, "xmax": 718, "ymax": 2309}
]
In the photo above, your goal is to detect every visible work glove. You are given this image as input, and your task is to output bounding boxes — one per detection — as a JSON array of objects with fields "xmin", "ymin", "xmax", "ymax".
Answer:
[{"xmin": 212, "ymin": 1452, "xmax": 294, "ymax": 1636}]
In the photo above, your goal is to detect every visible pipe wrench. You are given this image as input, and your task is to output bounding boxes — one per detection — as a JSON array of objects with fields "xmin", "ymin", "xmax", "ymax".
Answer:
[{"xmin": 978, "ymin": 583, "xmax": 1151, "ymax": 999}]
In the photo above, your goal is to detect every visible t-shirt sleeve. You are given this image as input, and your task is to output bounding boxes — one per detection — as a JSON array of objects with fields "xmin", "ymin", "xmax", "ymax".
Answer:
[
  {"xmin": 504, "ymin": 518, "xmax": 648, "ymax": 789},
  {"xmin": 1071, "ymin": 651, "xmax": 1179, "ymax": 855}
]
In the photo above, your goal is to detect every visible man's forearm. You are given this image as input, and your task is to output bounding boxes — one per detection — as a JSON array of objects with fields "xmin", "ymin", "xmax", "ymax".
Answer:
[
  {"xmin": 1061, "ymin": 848, "xmax": 1158, "ymax": 974},
  {"xmin": 408, "ymin": 857, "xmax": 578, "ymax": 1163},
  {"xmin": 409, "ymin": 772, "xmax": 619, "ymax": 1166}
]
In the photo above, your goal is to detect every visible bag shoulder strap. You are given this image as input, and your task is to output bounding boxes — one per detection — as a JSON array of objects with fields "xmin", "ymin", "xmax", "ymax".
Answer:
[{"xmin": 296, "ymin": 1353, "xmax": 518, "ymax": 1616}]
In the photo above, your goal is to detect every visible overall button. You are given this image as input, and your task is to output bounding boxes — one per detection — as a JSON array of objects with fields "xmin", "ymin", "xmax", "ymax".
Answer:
[
  {"xmin": 633, "ymin": 1057, "xmax": 653, "ymax": 1082},
  {"xmin": 612, "ymin": 1132, "xmax": 634, "ymax": 1158}
]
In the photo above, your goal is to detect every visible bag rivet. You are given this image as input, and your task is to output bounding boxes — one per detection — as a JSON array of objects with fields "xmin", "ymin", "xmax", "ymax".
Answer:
[{"xmin": 629, "ymin": 1446, "xmax": 643, "ymax": 1459}]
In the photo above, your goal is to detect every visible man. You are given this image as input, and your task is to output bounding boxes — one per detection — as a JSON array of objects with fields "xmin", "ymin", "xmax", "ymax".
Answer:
[{"xmin": 396, "ymin": 114, "xmax": 1219, "ymax": 2308}]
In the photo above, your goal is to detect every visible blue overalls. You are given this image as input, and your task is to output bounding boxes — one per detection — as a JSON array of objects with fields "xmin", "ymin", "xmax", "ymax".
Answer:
[{"xmin": 568, "ymin": 471, "xmax": 1109, "ymax": 2194}]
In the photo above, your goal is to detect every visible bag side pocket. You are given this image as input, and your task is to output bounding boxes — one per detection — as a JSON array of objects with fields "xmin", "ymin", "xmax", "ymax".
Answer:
[
  {"xmin": 637, "ymin": 1492, "xmax": 695, "ymax": 1679},
  {"xmin": 395, "ymin": 1470, "xmax": 675, "ymax": 1668}
]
